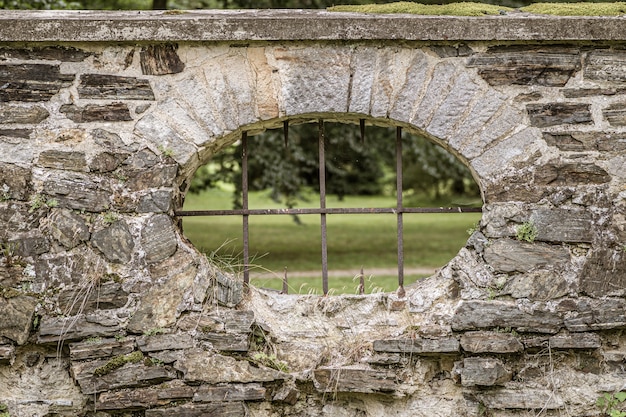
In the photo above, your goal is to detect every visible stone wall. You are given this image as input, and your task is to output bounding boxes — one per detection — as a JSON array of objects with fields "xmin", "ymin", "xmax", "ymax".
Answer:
[{"xmin": 0, "ymin": 10, "xmax": 625, "ymax": 417}]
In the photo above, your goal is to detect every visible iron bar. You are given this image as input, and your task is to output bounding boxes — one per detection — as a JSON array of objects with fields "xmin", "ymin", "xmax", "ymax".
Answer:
[
  {"xmin": 283, "ymin": 120, "xmax": 289, "ymax": 148},
  {"xmin": 282, "ymin": 267, "xmax": 288, "ymax": 294},
  {"xmin": 358, "ymin": 266, "xmax": 365, "ymax": 295},
  {"xmin": 360, "ymin": 119, "xmax": 365, "ymax": 143},
  {"xmin": 396, "ymin": 126, "xmax": 405, "ymax": 298},
  {"xmin": 176, "ymin": 207, "xmax": 482, "ymax": 216},
  {"xmin": 319, "ymin": 119, "xmax": 329, "ymax": 296},
  {"xmin": 242, "ymin": 131, "xmax": 250, "ymax": 291}
]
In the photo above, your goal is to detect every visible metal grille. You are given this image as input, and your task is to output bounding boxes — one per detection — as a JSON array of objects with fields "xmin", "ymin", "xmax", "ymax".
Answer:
[{"xmin": 176, "ymin": 119, "xmax": 482, "ymax": 297}]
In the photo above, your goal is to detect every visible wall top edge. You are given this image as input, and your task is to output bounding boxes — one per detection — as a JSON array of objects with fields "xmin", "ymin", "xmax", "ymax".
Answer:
[{"xmin": 0, "ymin": 9, "xmax": 625, "ymax": 42}]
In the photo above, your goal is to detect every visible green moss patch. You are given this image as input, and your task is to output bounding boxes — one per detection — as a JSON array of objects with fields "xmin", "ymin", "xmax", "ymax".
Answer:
[
  {"xmin": 328, "ymin": 2, "xmax": 512, "ymax": 16},
  {"xmin": 522, "ymin": 2, "xmax": 626, "ymax": 16},
  {"xmin": 329, "ymin": 1, "xmax": 626, "ymax": 16},
  {"xmin": 93, "ymin": 351, "xmax": 144, "ymax": 377}
]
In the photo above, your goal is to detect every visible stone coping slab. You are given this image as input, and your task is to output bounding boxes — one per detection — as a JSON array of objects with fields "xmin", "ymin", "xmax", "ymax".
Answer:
[{"xmin": 0, "ymin": 10, "xmax": 625, "ymax": 42}]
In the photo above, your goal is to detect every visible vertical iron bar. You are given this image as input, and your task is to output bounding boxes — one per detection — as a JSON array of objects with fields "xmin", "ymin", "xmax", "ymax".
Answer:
[
  {"xmin": 283, "ymin": 120, "xmax": 289, "ymax": 149},
  {"xmin": 359, "ymin": 119, "xmax": 365, "ymax": 144},
  {"xmin": 242, "ymin": 132, "xmax": 250, "ymax": 292},
  {"xmin": 282, "ymin": 267, "xmax": 288, "ymax": 294},
  {"xmin": 396, "ymin": 127, "xmax": 405, "ymax": 298},
  {"xmin": 319, "ymin": 119, "xmax": 329, "ymax": 296},
  {"xmin": 359, "ymin": 266, "xmax": 365, "ymax": 295}
]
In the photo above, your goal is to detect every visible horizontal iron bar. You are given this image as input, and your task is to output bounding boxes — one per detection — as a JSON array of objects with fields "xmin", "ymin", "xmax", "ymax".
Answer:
[{"xmin": 175, "ymin": 207, "xmax": 482, "ymax": 216}]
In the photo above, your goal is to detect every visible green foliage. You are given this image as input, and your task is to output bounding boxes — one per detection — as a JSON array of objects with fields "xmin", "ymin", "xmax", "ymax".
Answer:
[
  {"xmin": 250, "ymin": 352, "xmax": 289, "ymax": 372},
  {"xmin": 28, "ymin": 195, "xmax": 57, "ymax": 213},
  {"xmin": 143, "ymin": 327, "xmax": 166, "ymax": 336},
  {"xmin": 93, "ymin": 351, "xmax": 144, "ymax": 376},
  {"xmin": 522, "ymin": 2, "xmax": 626, "ymax": 16},
  {"xmin": 0, "ymin": 403, "xmax": 8, "ymax": 417},
  {"xmin": 597, "ymin": 392, "xmax": 626, "ymax": 417},
  {"xmin": 102, "ymin": 211, "xmax": 119, "ymax": 224},
  {"xmin": 516, "ymin": 221, "xmax": 538, "ymax": 243},
  {"xmin": 329, "ymin": 1, "xmax": 512, "ymax": 16}
]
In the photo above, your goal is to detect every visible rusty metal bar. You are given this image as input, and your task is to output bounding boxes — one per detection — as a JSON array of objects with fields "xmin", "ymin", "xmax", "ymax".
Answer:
[
  {"xmin": 359, "ymin": 119, "xmax": 365, "ymax": 143},
  {"xmin": 396, "ymin": 126, "xmax": 405, "ymax": 298},
  {"xmin": 176, "ymin": 207, "xmax": 482, "ymax": 216},
  {"xmin": 283, "ymin": 120, "xmax": 289, "ymax": 148},
  {"xmin": 358, "ymin": 266, "xmax": 365, "ymax": 295},
  {"xmin": 242, "ymin": 131, "xmax": 250, "ymax": 291},
  {"xmin": 282, "ymin": 267, "xmax": 288, "ymax": 294},
  {"xmin": 319, "ymin": 119, "xmax": 329, "ymax": 296}
]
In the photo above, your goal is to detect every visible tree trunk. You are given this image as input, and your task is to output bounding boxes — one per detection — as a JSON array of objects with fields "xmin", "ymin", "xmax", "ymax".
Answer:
[{"xmin": 153, "ymin": 0, "xmax": 167, "ymax": 9}]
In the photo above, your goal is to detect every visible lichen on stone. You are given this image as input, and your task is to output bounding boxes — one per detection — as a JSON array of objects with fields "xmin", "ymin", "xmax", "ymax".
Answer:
[
  {"xmin": 328, "ymin": 2, "xmax": 512, "ymax": 16},
  {"xmin": 522, "ymin": 2, "xmax": 626, "ymax": 16},
  {"xmin": 93, "ymin": 351, "xmax": 144, "ymax": 377}
]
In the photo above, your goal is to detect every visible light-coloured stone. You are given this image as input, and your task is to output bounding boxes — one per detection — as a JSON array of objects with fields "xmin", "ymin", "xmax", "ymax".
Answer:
[{"xmin": 411, "ymin": 61, "xmax": 458, "ymax": 128}]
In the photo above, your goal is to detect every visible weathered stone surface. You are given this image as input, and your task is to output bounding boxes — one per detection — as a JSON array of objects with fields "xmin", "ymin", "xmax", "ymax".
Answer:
[
  {"xmin": 431, "ymin": 44, "xmax": 473, "ymax": 58},
  {"xmin": 581, "ymin": 248, "xmax": 626, "ymax": 297},
  {"xmin": 461, "ymin": 357, "xmax": 511, "ymax": 386},
  {"xmin": 37, "ymin": 313, "xmax": 122, "ymax": 343},
  {"xmin": 0, "ymin": 128, "xmax": 31, "ymax": 138},
  {"xmin": 549, "ymin": 333, "xmax": 601, "ymax": 349},
  {"xmin": 0, "ymin": 162, "xmax": 30, "ymax": 200},
  {"xmin": 563, "ymin": 86, "xmax": 626, "ymax": 97},
  {"xmin": 604, "ymin": 102, "xmax": 626, "ymax": 126},
  {"xmin": 137, "ymin": 333, "xmax": 194, "ymax": 352},
  {"xmin": 530, "ymin": 208, "xmax": 594, "ymax": 243},
  {"xmin": 175, "ymin": 349, "xmax": 287, "ymax": 384},
  {"xmin": 137, "ymin": 190, "xmax": 172, "ymax": 213},
  {"xmin": 215, "ymin": 269, "xmax": 243, "ymax": 307},
  {"xmin": 585, "ymin": 50, "xmax": 626, "ymax": 82},
  {"xmin": 141, "ymin": 214, "xmax": 177, "ymax": 263},
  {"xmin": 124, "ymin": 164, "xmax": 178, "ymax": 192},
  {"xmin": 145, "ymin": 402, "xmax": 245, "ymax": 417},
  {"xmin": 314, "ymin": 367, "xmax": 399, "ymax": 394},
  {"xmin": 0, "ymin": 295, "xmax": 37, "ymax": 345},
  {"xmin": 0, "ymin": 63, "xmax": 74, "ymax": 101},
  {"xmin": 0, "ymin": 344, "xmax": 15, "ymax": 364},
  {"xmin": 373, "ymin": 337, "xmax": 459, "ymax": 354},
  {"xmin": 34, "ymin": 246, "xmax": 105, "ymax": 288},
  {"xmin": 460, "ymin": 331, "xmax": 523, "ymax": 353},
  {"xmin": 564, "ymin": 298, "xmax": 626, "ymax": 331},
  {"xmin": 543, "ymin": 131, "xmax": 626, "ymax": 152},
  {"xmin": 8, "ymin": 231, "xmax": 50, "ymax": 257},
  {"xmin": 43, "ymin": 171, "xmax": 111, "ymax": 212},
  {"xmin": 193, "ymin": 383, "xmax": 265, "ymax": 402},
  {"xmin": 127, "ymin": 262, "xmax": 197, "ymax": 333},
  {"xmin": 89, "ymin": 151, "xmax": 128, "ymax": 173},
  {"xmin": 95, "ymin": 380, "xmax": 196, "ymax": 410},
  {"xmin": 134, "ymin": 113, "xmax": 198, "ymax": 166},
  {"xmin": 37, "ymin": 150, "xmax": 87, "ymax": 171},
  {"xmin": 72, "ymin": 359, "xmax": 176, "ymax": 395},
  {"xmin": 60, "ymin": 102, "xmax": 132, "ymax": 123},
  {"xmin": 78, "ymin": 74, "xmax": 155, "ymax": 100},
  {"xmin": 504, "ymin": 270, "xmax": 570, "ymax": 300},
  {"xmin": 483, "ymin": 239, "xmax": 570, "ymax": 273},
  {"xmin": 123, "ymin": 148, "xmax": 160, "ymax": 169},
  {"xmin": 0, "ymin": 103, "xmax": 49, "ymax": 124},
  {"xmin": 451, "ymin": 300, "xmax": 562, "ymax": 333},
  {"xmin": 58, "ymin": 280, "xmax": 129, "ymax": 314},
  {"xmin": 69, "ymin": 337, "xmax": 135, "ymax": 361},
  {"xmin": 198, "ymin": 332, "xmax": 249, "ymax": 352},
  {"xmin": 535, "ymin": 162, "xmax": 610, "ymax": 186},
  {"xmin": 0, "ymin": 46, "xmax": 91, "ymax": 61},
  {"xmin": 272, "ymin": 381, "xmax": 299, "ymax": 405},
  {"xmin": 466, "ymin": 45, "xmax": 579, "ymax": 86},
  {"xmin": 92, "ymin": 128, "xmax": 132, "ymax": 150},
  {"xmin": 470, "ymin": 388, "xmax": 564, "ymax": 409},
  {"xmin": 527, "ymin": 102, "xmax": 592, "ymax": 127},
  {"xmin": 140, "ymin": 44, "xmax": 185, "ymax": 75},
  {"xmin": 91, "ymin": 220, "xmax": 135, "ymax": 264}
]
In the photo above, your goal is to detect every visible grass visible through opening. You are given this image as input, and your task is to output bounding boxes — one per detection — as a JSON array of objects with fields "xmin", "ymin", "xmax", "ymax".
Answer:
[{"xmin": 182, "ymin": 188, "xmax": 481, "ymax": 295}]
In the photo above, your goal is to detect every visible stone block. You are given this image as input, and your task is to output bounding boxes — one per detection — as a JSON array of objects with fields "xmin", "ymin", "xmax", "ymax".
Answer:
[
  {"xmin": 461, "ymin": 357, "xmax": 511, "ymax": 386},
  {"xmin": 504, "ymin": 270, "xmax": 570, "ymax": 300},
  {"xmin": 0, "ymin": 128, "xmax": 31, "ymax": 139},
  {"xmin": 483, "ymin": 239, "xmax": 570, "ymax": 273},
  {"xmin": 37, "ymin": 150, "xmax": 87, "ymax": 171},
  {"xmin": 530, "ymin": 208, "xmax": 594, "ymax": 243},
  {"xmin": 466, "ymin": 45, "xmax": 579, "ymax": 86},
  {"xmin": 60, "ymin": 102, "xmax": 132, "ymax": 123},
  {"xmin": 0, "ymin": 295, "xmax": 37, "ymax": 345},
  {"xmin": 137, "ymin": 190, "xmax": 172, "ymax": 213},
  {"xmin": 136, "ymin": 333, "xmax": 194, "ymax": 352},
  {"xmin": 535, "ymin": 162, "xmax": 610, "ymax": 187},
  {"xmin": 0, "ymin": 163, "xmax": 31, "ymax": 201},
  {"xmin": 134, "ymin": 113, "xmax": 198, "ymax": 167},
  {"xmin": 91, "ymin": 220, "xmax": 135, "ymax": 264},
  {"xmin": 37, "ymin": 313, "xmax": 122, "ymax": 344},
  {"xmin": 0, "ymin": 63, "xmax": 74, "ymax": 101},
  {"xmin": 527, "ymin": 102, "xmax": 592, "ymax": 127},
  {"xmin": 215, "ymin": 270, "xmax": 243, "ymax": 307},
  {"xmin": 585, "ymin": 50, "xmax": 626, "ymax": 82},
  {"xmin": 543, "ymin": 131, "xmax": 626, "ymax": 152},
  {"xmin": 549, "ymin": 333, "xmax": 601, "ymax": 349},
  {"xmin": 581, "ymin": 248, "xmax": 626, "ymax": 297},
  {"xmin": 44, "ymin": 208, "xmax": 90, "ymax": 249},
  {"xmin": 145, "ymin": 402, "xmax": 245, "ymax": 417},
  {"xmin": 89, "ymin": 151, "xmax": 128, "ymax": 173},
  {"xmin": 373, "ymin": 337, "xmax": 459, "ymax": 354},
  {"xmin": 198, "ymin": 332, "xmax": 249, "ymax": 352},
  {"xmin": 460, "ymin": 331, "xmax": 523, "ymax": 353},
  {"xmin": 175, "ymin": 349, "xmax": 287, "ymax": 384},
  {"xmin": 96, "ymin": 380, "xmax": 196, "ymax": 410},
  {"xmin": 141, "ymin": 214, "xmax": 178, "ymax": 263},
  {"xmin": 78, "ymin": 74, "xmax": 155, "ymax": 100},
  {"xmin": 451, "ymin": 300, "xmax": 562, "ymax": 334},
  {"xmin": 124, "ymin": 164, "xmax": 178, "ymax": 192},
  {"xmin": 0, "ymin": 45, "xmax": 92, "ymax": 61},
  {"xmin": 0, "ymin": 344, "xmax": 15, "ymax": 364},
  {"xmin": 58, "ymin": 280, "xmax": 129, "ymax": 314},
  {"xmin": 314, "ymin": 367, "xmax": 399, "ymax": 394},
  {"xmin": 604, "ymin": 102, "xmax": 626, "ymax": 126},
  {"xmin": 193, "ymin": 383, "xmax": 266, "ymax": 402},
  {"xmin": 43, "ymin": 171, "xmax": 111, "ymax": 212},
  {"xmin": 0, "ymin": 103, "xmax": 49, "ymax": 124},
  {"xmin": 470, "ymin": 388, "xmax": 564, "ymax": 409},
  {"xmin": 564, "ymin": 298, "xmax": 626, "ymax": 332},
  {"xmin": 411, "ymin": 61, "xmax": 457, "ymax": 128},
  {"xmin": 69, "ymin": 337, "xmax": 135, "ymax": 361},
  {"xmin": 140, "ymin": 44, "xmax": 185, "ymax": 75}
]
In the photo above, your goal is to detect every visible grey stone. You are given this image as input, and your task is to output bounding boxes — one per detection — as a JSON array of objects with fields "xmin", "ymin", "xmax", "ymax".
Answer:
[
  {"xmin": 193, "ymin": 383, "xmax": 266, "ymax": 402},
  {"xmin": 89, "ymin": 151, "xmax": 128, "ymax": 173},
  {"xmin": 549, "ymin": 333, "xmax": 601, "ymax": 349},
  {"xmin": 483, "ymin": 239, "xmax": 570, "ymax": 273},
  {"xmin": 0, "ymin": 344, "xmax": 15, "ymax": 364},
  {"xmin": 461, "ymin": 357, "xmax": 511, "ymax": 386},
  {"xmin": 43, "ymin": 171, "xmax": 111, "ymax": 212},
  {"xmin": 136, "ymin": 333, "xmax": 194, "ymax": 352},
  {"xmin": 604, "ymin": 102, "xmax": 626, "ymax": 126},
  {"xmin": 0, "ymin": 295, "xmax": 37, "ymax": 345},
  {"xmin": 504, "ymin": 270, "xmax": 570, "ymax": 300},
  {"xmin": 175, "ymin": 349, "xmax": 287, "ymax": 384},
  {"xmin": 215, "ymin": 270, "xmax": 243, "ymax": 307},
  {"xmin": 543, "ymin": 131, "xmax": 626, "ymax": 152},
  {"xmin": 564, "ymin": 298, "xmax": 626, "ymax": 332},
  {"xmin": 0, "ymin": 45, "xmax": 91, "ymax": 61},
  {"xmin": 460, "ymin": 331, "xmax": 523, "ymax": 353},
  {"xmin": 198, "ymin": 332, "xmax": 249, "ymax": 352},
  {"xmin": 60, "ymin": 102, "xmax": 132, "ymax": 123},
  {"xmin": 134, "ymin": 113, "xmax": 198, "ymax": 167},
  {"xmin": 37, "ymin": 150, "xmax": 87, "ymax": 171},
  {"xmin": 140, "ymin": 44, "xmax": 185, "ymax": 75},
  {"xmin": 37, "ymin": 313, "xmax": 122, "ymax": 343},
  {"xmin": 124, "ymin": 164, "xmax": 178, "ymax": 192},
  {"xmin": 527, "ymin": 102, "xmax": 592, "ymax": 127},
  {"xmin": 0, "ymin": 63, "xmax": 74, "ymax": 101},
  {"xmin": 95, "ymin": 380, "xmax": 196, "ymax": 411},
  {"xmin": 0, "ymin": 103, "xmax": 49, "ymax": 124},
  {"xmin": 78, "ymin": 74, "xmax": 155, "ymax": 100},
  {"xmin": 69, "ymin": 337, "xmax": 135, "ymax": 361},
  {"xmin": 581, "ymin": 248, "xmax": 626, "ymax": 297},
  {"xmin": 9, "ymin": 231, "xmax": 50, "ymax": 257},
  {"xmin": 470, "ymin": 388, "xmax": 564, "ymax": 409},
  {"xmin": 145, "ymin": 402, "xmax": 245, "ymax": 417},
  {"xmin": 124, "ymin": 148, "xmax": 160, "ymax": 169},
  {"xmin": 91, "ymin": 220, "xmax": 134, "ymax": 264},
  {"xmin": 58, "ymin": 280, "xmax": 128, "ymax": 314},
  {"xmin": 92, "ymin": 128, "xmax": 130, "ymax": 150},
  {"xmin": 585, "ymin": 50, "xmax": 626, "ymax": 82},
  {"xmin": 314, "ymin": 367, "xmax": 399, "ymax": 394},
  {"xmin": 272, "ymin": 381, "xmax": 299, "ymax": 405},
  {"xmin": 373, "ymin": 337, "xmax": 459, "ymax": 354},
  {"xmin": 137, "ymin": 190, "xmax": 172, "ymax": 213},
  {"xmin": 45, "ymin": 208, "xmax": 90, "ymax": 249},
  {"xmin": 0, "ymin": 163, "xmax": 31, "ymax": 201},
  {"xmin": 535, "ymin": 162, "xmax": 610, "ymax": 186},
  {"xmin": 451, "ymin": 300, "xmax": 562, "ymax": 334},
  {"xmin": 530, "ymin": 208, "xmax": 594, "ymax": 243},
  {"xmin": 141, "ymin": 214, "xmax": 177, "ymax": 263}
]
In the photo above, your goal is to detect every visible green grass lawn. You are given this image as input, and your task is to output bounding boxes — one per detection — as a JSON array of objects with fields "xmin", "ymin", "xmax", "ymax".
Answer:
[{"xmin": 182, "ymin": 188, "xmax": 481, "ymax": 294}]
